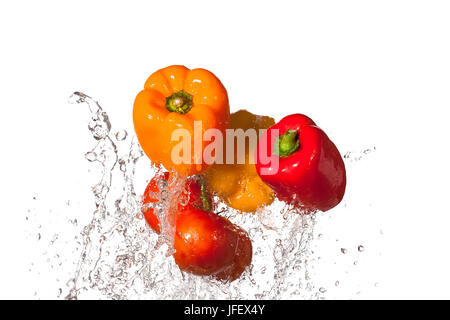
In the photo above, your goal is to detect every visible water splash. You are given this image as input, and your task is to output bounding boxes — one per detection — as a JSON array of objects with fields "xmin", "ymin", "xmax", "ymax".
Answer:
[
  {"xmin": 343, "ymin": 147, "xmax": 376, "ymax": 163},
  {"xmin": 64, "ymin": 92, "xmax": 321, "ymax": 299}
]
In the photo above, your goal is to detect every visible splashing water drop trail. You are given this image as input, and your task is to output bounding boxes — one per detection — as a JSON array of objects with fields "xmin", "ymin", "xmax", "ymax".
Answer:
[{"xmin": 66, "ymin": 92, "xmax": 118, "ymax": 299}]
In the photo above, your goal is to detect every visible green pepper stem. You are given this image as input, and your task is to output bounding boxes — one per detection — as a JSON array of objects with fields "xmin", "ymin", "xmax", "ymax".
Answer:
[
  {"xmin": 273, "ymin": 129, "xmax": 300, "ymax": 157},
  {"xmin": 165, "ymin": 90, "xmax": 193, "ymax": 114},
  {"xmin": 200, "ymin": 181, "xmax": 211, "ymax": 212}
]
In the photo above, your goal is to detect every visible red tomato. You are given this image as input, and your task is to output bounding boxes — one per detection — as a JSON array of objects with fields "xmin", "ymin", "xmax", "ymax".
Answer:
[
  {"xmin": 174, "ymin": 209, "xmax": 252, "ymax": 281},
  {"xmin": 141, "ymin": 171, "xmax": 212, "ymax": 233}
]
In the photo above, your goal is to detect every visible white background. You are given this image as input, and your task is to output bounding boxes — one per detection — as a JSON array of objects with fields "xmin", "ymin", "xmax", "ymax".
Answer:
[{"xmin": 1, "ymin": 0, "xmax": 450, "ymax": 299}]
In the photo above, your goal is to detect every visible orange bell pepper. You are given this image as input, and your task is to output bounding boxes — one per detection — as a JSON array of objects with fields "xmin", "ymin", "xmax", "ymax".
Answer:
[
  {"xmin": 203, "ymin": 110, "xmax": 275, "ymax": 213},
  {"xmin": 133, "ymin": 65, "xmax": 230, "ymax": 176}
]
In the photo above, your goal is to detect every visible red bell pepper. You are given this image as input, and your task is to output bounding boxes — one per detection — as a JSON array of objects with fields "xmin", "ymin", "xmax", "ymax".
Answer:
[
  {"xmin": 141, "ymin": 171, "xmax": 213, "ymax": 233},
  {"xmin": 255, "ymin": 114, "xmax": 346, "ymax": 212},
  {"xmin": 174, "ymin": 209, "xmax": 252, "ymax": 281},
  {"xmin": 141, "ymin": 172, "xmax": 252, "ymax": 281}
]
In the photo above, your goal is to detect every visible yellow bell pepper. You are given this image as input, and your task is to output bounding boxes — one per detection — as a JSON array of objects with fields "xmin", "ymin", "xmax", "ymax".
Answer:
[{"xmin": 203, "ymin": 110, "xmax": 275, "ymax": 213}]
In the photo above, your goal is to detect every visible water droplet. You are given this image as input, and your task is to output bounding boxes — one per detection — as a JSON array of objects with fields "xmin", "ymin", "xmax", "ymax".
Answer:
[
  {"xmin": 157, "ymin": 178, "xmax": 168, "ymax": 191},
  {"xmin": 119, "ymin": 160, "xmax": 126, "ymax": 172},
  {"xmin": 272, "ymin": 239, "xmax": 284, "ymax": 263},
  {"xmin": 160, "ymin": 190, "xmax": 169, "ymax": 201},
  {"xmin": 335, "ymin": 281, "xmax": 340, "ymax": 286},
  {"xmin": 36, "ymin": 233, "xmax": 41, "ymax": 241},
  {"xmin": 179, "ymin": 195, "xmax": 188, "ymax": 207},
  {"xmin": 50, "ymin": 234, "xmax": 59, "ymax": 245},
  {"xmin": 319, "ymin": 287, "xmax": 326, "ymax": 293},
  {"xmin": 358, "ymin": 245, "xmax": 365, "ymax": 252},
  {"xmin": 85, "ymin": 152, "xmax": 97, "ymax": 162},
  {"xmin": 92, "ymin": 124, "xmax": 109, "ymax": 140},
  {"xmin": 115, "ymin": 130, "xmax": 128, "ymax": 141},
  {"xmin": 66, "ymin": 278, "xmax": 75, "ymax": 288},
  {"xmin": 340, "ymin": 248, "xmax": 347, "ymax": 254}
]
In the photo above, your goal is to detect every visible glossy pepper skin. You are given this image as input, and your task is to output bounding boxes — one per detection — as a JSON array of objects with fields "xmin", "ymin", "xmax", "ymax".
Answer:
[
  {"xmin": 255, "ymin": 114, "xmax": 346, "ymax": 212},
  {"xmin": 203, "ymin": 110, "xmax": 275, "ymax": 213},
  {"xmin": 133, "ymin": 65, "xmax": 230, "ymax": 176},
  {"xmin": 174, "ymin": 209, "xmax": 252, "ymax": 281}
]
